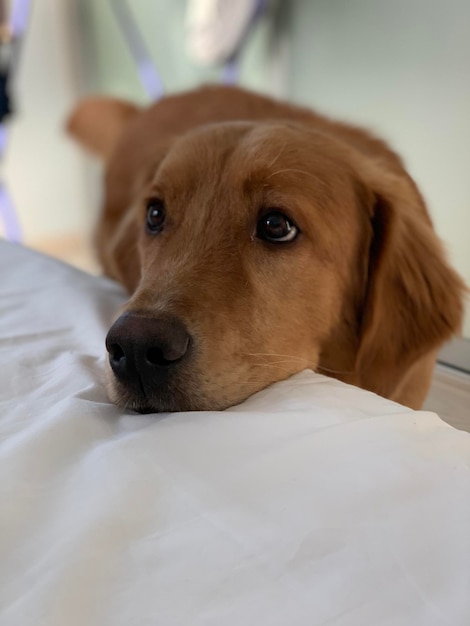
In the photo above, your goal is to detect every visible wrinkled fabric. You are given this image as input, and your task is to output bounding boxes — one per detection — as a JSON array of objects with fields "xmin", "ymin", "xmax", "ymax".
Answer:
[{"xmin": 1, "ymin": 240, "xmax": 469, "ymax": 626}]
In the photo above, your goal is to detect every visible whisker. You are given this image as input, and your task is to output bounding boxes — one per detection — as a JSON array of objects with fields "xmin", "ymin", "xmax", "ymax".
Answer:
[
  {"xmin": 315, "ymin": 364, "xmax": 354, "ymax": 376},
  {"xmin": 265, "ymin": 147, "xmax": 285, "ymax": 170},
  {"xmin": 245, "ymin": 352, "xmax": 355, "ymax": 376},
  {"xmin": 254, "ymin": 360, "xmax": 308, "ymax": 368},
  {"xmin": 243, "ymin": 351, "xmax": 310, "ymax": 362},
  {"xmin": 265, "ymin": 168, "xmax": 320, "ymax": 181}
]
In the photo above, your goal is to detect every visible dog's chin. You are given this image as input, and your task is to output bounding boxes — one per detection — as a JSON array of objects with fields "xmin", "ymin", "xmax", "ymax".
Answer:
[
  {"xmin": 104, "ymin": 362, "xmax": 193, "ymax": 413},
  {"xmin": 105, "ymin": 373, "xmax": 235, "ymax": 413},
  {"xmin": 108, "ymin": 382, "xmax": 198, "ymax": 413}
]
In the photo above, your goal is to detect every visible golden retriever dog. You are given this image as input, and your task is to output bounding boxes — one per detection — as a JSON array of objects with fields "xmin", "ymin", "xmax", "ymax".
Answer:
[{"xmin": 68, "ymin": 85, "xmax": 466, "ymax": 413}]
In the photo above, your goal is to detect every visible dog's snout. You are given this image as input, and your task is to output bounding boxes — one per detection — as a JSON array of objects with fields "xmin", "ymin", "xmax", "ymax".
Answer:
[{"xmin": 105, "ymin": 314, "xmax": 191, "ymax": 389}]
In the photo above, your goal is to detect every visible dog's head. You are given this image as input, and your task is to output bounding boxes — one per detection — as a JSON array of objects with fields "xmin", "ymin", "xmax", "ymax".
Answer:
[{"xmin": 68, "ymin": 89, "xmax": 465, "ymax": 412}]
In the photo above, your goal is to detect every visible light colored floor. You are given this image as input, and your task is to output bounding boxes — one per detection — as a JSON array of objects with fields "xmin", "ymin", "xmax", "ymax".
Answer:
[
  {"xmin": 424, "ymin": 365, "xmax": 470, "ymax": 432},
  {"xmin": 29, "ymin": 237, "xmax": 470, "ymax": 432},
  {"xmin": 28, "ymin": 234, "xmax": 101, "ymax": 275}
]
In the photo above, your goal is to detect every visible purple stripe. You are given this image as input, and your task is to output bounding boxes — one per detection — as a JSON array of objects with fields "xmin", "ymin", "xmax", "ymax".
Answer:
[
  {"xmin": 0, "ymin": 124, "xmax": 8, "ymax": 157},
  {"xmin": 0, "ymin": 125, "xmax": 22, "ymax": 241},
  {"xmin": 111, "ymin": 0, "xmax": 164, "ymax": 100},
  {"xmin": 221, "ymin": 0, "xmax": 267, "ymax": 86},
  {"xmin": 0, "ymin": 184, "xmax": 22, "ymax": 242},
  {"xmin": 136, "ymin": 59, "xmax": 164, "ymax": 101},
  {"xmin": 222, "ymin": 58, "xmax": 240, "ymax": 85},
  {"xmin": 9, "ymin": 0, "xmax": 32, "ymax": 37},
  {"xmin": 1, "ymin": 0, "xmax": 33, "ymax": 242}
]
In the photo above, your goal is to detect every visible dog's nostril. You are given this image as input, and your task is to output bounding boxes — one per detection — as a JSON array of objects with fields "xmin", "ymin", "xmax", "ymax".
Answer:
[
  {"xmin": 146, "ymin": 346, "xmax": 172, "ymax": 367},
  {"xmin": 109, "ymin": 343, "xmax": 125, "ymax": 363}
]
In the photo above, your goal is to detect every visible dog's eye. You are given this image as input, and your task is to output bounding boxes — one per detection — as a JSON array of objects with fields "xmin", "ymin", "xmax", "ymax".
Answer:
[
  {"xmin": 256, "ymin": 211, "xmax": 299, "ymax": 243},
  {"xmin": 146, "ymin": 199, "xmax": 165, "ymax": 233}
]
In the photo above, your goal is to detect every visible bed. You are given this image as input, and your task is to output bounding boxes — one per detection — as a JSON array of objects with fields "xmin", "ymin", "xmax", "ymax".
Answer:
[{"xmin": 1, "ymin": 239, "xmax": 469, "ymax": 626}]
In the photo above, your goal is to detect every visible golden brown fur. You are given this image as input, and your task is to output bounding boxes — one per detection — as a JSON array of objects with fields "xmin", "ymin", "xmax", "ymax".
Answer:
[{"xmin": 68, "ymin": 85, "xmax": 466, "ymax": 411}]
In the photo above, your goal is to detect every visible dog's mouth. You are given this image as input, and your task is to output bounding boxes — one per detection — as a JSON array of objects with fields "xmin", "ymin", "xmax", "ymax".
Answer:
[
  {"xmin": 110, "ymin": 386, "xmax": 196, "ymax": 414},
  {"xmin": 107, "ymin": 369, "xmax": 202, "ymax": 413}
]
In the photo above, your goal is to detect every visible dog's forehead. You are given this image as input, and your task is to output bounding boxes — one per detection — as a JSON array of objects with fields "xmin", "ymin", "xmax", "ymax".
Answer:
[
  {"xmin": 161, "ymin": 121, "xmax": 325, "ymax": 168},
  {"xmin": 144, "ymin": 121, "xmax": 362, "ymax": 248},
  {"xmin": 152, "ymin": 122, "xmax": 261, "ymax": 192}
]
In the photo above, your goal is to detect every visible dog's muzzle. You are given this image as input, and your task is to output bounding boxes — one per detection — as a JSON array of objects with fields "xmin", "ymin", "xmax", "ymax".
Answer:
[{"xmin": 105, "ymin": 313, "xmax": 192, "ymax": 410}]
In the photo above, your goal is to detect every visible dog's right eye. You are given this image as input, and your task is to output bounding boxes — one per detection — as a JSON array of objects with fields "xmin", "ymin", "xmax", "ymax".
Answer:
[
  {"xmin": 146, "ymin": 199, "xmax": 165, "ymax": 233},
  {"xmin": 256, "ymin": 211, "xmax": 299, "ymax": 243}
]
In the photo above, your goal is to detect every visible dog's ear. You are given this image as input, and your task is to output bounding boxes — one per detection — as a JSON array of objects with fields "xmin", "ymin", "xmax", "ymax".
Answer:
[
  {"xmin": 355, "ymin": 164, "xmax": 466, "ymax": 401},
  {"xmin": 66, "ymin": 97, "xmax": 139, "ymax": 160}
]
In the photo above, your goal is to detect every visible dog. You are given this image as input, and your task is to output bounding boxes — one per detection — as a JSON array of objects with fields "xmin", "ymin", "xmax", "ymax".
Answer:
[{"xmin": 68, "ymin": 85, "xmax": 466, "ymax": 413}]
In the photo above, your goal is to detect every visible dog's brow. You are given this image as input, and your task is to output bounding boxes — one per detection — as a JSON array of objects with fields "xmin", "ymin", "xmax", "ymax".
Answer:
[
  {"xmin": 265, "ymin": 168, "xmax": 318, "ymax": 181},
  {"xmin": 264, "ymin": 146, "xmax": 285, "ymax": 170}
]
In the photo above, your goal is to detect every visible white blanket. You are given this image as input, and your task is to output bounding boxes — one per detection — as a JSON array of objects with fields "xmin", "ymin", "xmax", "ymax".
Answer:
[{"xmin": 1, "ymin": 240, "xmax": 469, "ymax": 626}]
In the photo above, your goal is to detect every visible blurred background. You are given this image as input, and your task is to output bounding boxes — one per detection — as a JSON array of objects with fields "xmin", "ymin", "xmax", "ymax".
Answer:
[{"xmin": 1, "ymin": 0, "xmax": 469, "ymax": 356}]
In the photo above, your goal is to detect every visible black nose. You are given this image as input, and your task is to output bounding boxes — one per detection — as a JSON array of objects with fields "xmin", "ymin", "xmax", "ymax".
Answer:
[{"xmin": 105, "ymin": 313, "xmax": 191, "ymax": 391}]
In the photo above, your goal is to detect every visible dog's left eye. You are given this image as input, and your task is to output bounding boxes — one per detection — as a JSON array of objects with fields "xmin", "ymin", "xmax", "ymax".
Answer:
[
  {"xmin": 256, "ymin": 211, "xmax": 299, "ymax": 243},
  {"xmin": 146, "ymin": 199, "xmax": 165, "ymax": 233}
]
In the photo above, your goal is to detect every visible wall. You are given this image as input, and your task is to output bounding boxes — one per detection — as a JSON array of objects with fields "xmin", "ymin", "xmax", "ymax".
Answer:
[
  {"xmin": 76, "ymin": 0, "xmax": 282, "ymax": 101},
  {"xmin": 3, "ymin": 0, "xmax": 90, "ymax": 244},
  {"xmin": 287, "ymin": 0, "xmax": 470, "ymax": 336}
]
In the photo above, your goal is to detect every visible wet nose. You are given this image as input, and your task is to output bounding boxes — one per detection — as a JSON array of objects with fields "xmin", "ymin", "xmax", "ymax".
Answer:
[{"xmin": 105, "ymin": 313, "xmax": 191, "ymax": 389}]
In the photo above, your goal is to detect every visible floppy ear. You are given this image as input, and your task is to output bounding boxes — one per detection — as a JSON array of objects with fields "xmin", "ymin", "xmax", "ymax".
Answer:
[
  {"xmin": 355, "ymin": 165, "xmax": 466, "ymax": 402},
  {"xmin": 66, "ymin": 97, "xmax": 139, "ymax": 160}
]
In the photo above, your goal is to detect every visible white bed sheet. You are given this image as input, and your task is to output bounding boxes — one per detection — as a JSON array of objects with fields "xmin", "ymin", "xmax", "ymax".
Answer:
[{"xmin": 1, "ymin": 240, "xmax": 469, "ymax": 626}]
